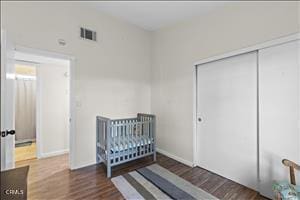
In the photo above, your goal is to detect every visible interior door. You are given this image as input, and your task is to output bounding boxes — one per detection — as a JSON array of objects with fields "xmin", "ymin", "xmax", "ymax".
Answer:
[
  {"xmin": 259, "ymin": 40, "xmax": 300, "ymax": 198},
  {"xmin": 1, "ymin": 30, "xmax": 16, "ymax": 171},
  {"xmin": 196, "ymin": 51, "xmax": 258, "ymax": 190}
]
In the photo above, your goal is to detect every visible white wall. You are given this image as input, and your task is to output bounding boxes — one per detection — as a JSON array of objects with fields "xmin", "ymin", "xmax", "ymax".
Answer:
[
  {"xmin": 38, "ymin": 64, "xmax": 69, "ymax": 157},
  {"xmin": 1, "ymin": 2, "xmax": 151, "ymax": 168},
  {"xmin": 151, "ymin": 1, "xmax": 299, "ymax": 163}
]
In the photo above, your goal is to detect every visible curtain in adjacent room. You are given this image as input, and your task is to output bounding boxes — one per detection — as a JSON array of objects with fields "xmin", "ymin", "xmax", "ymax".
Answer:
[{"xmin": 15, "ymin": 79, "xmax": 36, "ymax": 143}]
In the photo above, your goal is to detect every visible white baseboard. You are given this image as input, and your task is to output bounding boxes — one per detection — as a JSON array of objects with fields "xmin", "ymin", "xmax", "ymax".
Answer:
[
  {"xmin": 39, "ymin": 149, "xmax": 69, "ymax": 159},
  {"xmin": 156, "ymin": 148, "xmax": 194, "ymax": 167},
  {"xmin": 70, "ymin": 149, "xmax": 194, "ymax": 170},
  {"xmin": 70, "ymin": 160, "xmax": 96, "ymax": 170},
  {"xmin": 71, "ymin": 149, "xmax": 194, "ymax": 170}
]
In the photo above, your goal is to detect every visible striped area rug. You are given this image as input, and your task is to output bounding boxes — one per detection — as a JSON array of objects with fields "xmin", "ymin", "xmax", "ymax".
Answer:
[{"xmin": 111, "ymin": 164, "xmax": 217, "ymax": 200}]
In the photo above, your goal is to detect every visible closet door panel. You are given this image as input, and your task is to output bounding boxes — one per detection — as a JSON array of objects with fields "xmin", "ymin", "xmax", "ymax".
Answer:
[
  {"xmin": 197, "ymin": 51, "xmax": 258, "ymax": 190},
  {"xmin": 259, "ymin": 40, "xmax": 300, "ymax": 198}
]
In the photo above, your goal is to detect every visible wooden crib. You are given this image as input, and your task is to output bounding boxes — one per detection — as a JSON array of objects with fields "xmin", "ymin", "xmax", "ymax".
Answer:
[{"xmin": 96, "ymin": 113, "xmax": 156, "ymax": 178}]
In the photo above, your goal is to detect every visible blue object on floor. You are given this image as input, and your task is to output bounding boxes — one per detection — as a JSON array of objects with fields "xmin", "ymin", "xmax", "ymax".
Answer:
[{"xmin": 273, "ymin": 181, "xmax": 300, "ymax": 200}]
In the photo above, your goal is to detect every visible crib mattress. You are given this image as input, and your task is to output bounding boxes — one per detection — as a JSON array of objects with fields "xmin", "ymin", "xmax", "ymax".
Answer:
[{"xmin": 110, "ymin": 136, "xmax": 153, "ymax": 152}]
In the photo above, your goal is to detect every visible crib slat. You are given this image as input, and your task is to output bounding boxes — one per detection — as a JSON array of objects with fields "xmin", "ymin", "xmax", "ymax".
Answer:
[
  {"xmin": 140, "ymin": 123, "xmax": 142, "ymax": 156},
  {"xmin": 129, "ymin": 123, "xmax": 132, "ymax": 158},
  {"xmin": 150, "ymin": 120, "xmax": 152, "ymax": 153},
  {"xmin": 146, "ymin": 122, "xmax": 149, "ymax": 154},
  {"xmin": 123, "ymin": 120, "xmax": 128, "ymax": 160},
  {"xmin": 119, "ymin": 123, "xmax": 121, "ymax": 162},
  {"xmin": 128, "ymin": 123, "xmax": 131, "ymax": 160},
  {"xmin": 130, "ymin": 122, "xmax": 134, "ymax": 158},
  {"xmin": 153, "ymin": 116, "xmax": 156, "ymax": 161},
  {"xmin": 143, "ymin": 121, "xmax": 148, "ymax": 154},
  {"xmin": 132, "ymin": 123, "xmax": 135, "ymax": 158},
  {"xmin": 136, "ymin": 123, "xmax": 138, "ymax": 156},
  {"xmin": 121, "ymin": 121, "xmax": 124, "ymax": 162},
  {"xmin": 118, "ymin": 125, "xmax": 121, "ymax": 162},
  {"xmin": 152, "ymin": 119, "xmax": 154, "ymax": 153},
  {"xmin": 117, "ymin": 120, "xmax": 120, "ymax": 162},
  {"xmin": 123, "ymin": 123, "xmax": 125, "ymax": 160},
  {"xmin": 141, "ymin": 123, "xmax": 145, "ymax": 155},
  {"xmin": 96, "ymin": 119, "xmax": 99, "ymax": 163},
  {"xmin": 106, "ymin": 119, "xmax": 112, "ymax": 177},
  {"xmin": 141, "ymin": 123, "xmax": 144, "ymax": 155},
  {"xmin": 122, "ymin": 121, "xmax": 125, "ymax": 161},
  {"xmin": 113, "ymin": 125, "xmax": 116, "ymax": 164},
  {"xmin": 127, "ymin": 122, "xmax": 130, "ymax": 159},
  {"xmin": 115, "ymin": 124, "xmax": 117, "ymax": 162},
  {"xmin": 148, "ymin": 120, "xmax": 151, "ymax": 153},
  {"xmin": 144, "ymin": 122, "xmax": 148, "ymax": 154},
  {"xmin": 144, "ymin": 122, "xmax": 147, "ymax": 154},
  {"xmin": 132, "ymin": 123, "xmax": 136, "ymax": 158},
  {"xmin": 133, "ymin": 122, "xmax": 135, "ymax": 158},
  {"xmin": 144, "ymin": 119, "xmax": 146, "ymax": 153},
  {"xmin": 125, "ymin": 122, "xmax": 128, "ymax": 161},
  {"xmin": 138, "ymin": 124, "xmax": 141, "ymax": 157},
  {"xmin": 134, "ymin": 124, "xmax": 138, "ymax": 157},
  {"xmin": 124, "ymin": 121, "xmax": 126, "ymax": 161}
]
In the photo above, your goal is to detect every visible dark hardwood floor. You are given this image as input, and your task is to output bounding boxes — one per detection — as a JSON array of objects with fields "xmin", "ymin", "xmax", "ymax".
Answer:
[{"xmin": 16, "ymin": 153, "xmax": 268, "ymax": 200}]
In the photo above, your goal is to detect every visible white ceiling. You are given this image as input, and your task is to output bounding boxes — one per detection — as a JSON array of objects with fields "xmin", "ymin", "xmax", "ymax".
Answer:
[{"xmin": 91, "ymin": 1, "xmax": 227, "ymax": 31}]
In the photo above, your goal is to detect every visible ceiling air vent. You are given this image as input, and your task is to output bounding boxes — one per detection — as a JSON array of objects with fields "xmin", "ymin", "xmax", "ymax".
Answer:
[{"xmin": 80, "ymin": 27, "xmax": 97, "ymax": 41}]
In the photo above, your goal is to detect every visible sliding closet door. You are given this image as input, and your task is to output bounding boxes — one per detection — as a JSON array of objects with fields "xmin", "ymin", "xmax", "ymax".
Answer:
[
  {"xmin": 259, "ymin": 40, "xmax": 300, "ymax": 198},
  {"xmin": 197, "ymin": 52, "xmax": 258, "ymax": 190}
]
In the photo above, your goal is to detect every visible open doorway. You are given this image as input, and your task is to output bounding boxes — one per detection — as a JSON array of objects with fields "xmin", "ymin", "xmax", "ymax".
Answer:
[
  {"xmin": 13, "ymin": 50, "xmax": 71, "ymax": 164},
  {"xmin": 14, "ymin": 63, "xmax": 37, "ymax": 161}
]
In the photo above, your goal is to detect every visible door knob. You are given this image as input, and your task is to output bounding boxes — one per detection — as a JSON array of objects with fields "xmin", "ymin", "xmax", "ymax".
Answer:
[
  {"xmin": 198, "ymin": 118, "xmax": 202, "ymax": 122},
  {"xmin": 1, "ymin": 130, "xmax": 15, "ymax": 137},
  {"xmin": 7, "ymin": 130, "xmax": 15, "ymax": 135}
]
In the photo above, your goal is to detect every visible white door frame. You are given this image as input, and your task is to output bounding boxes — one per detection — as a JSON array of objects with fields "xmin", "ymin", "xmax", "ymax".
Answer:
[
  {"xmin": 1, "ymin": 29, "xmax": 16, "ymax": 170},
  {"xmin": 14, "ymin": 45, "xmax": 76, "ymax": 170},
  {"xmin": 192, "ymin": 33, "xmax": 300, "ymax": 178}
]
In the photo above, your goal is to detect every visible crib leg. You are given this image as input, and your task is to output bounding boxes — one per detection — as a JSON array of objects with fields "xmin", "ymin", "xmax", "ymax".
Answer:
[
  {"xmin": 153, "ymin": 151, "xmax": 157, "ymax": 162},
  {"xmin": 107, "ymin": 165, "xmax": 111, "ymax": 178}
]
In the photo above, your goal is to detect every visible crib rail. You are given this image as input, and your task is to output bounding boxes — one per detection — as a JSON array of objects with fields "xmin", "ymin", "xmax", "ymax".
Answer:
[{"xmin": 96, "ymin": 113, "xmax": 156, "ymax": 177}]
